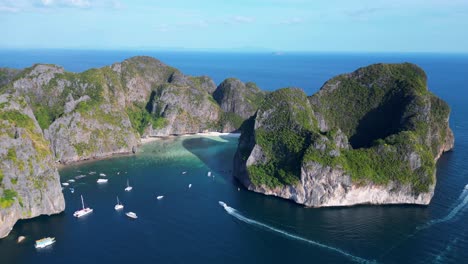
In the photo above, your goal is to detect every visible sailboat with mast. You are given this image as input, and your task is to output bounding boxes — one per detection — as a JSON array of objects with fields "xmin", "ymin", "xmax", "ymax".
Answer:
[
  {"xmin": 73, "ymin": 195, "xmax": 93, "ymax": 218},
  {"xmin": 124, "ymin": 179, "xmax": 133, "ymax": 192},
  {"xmin": 114, "ymin": 196, "xmax": 124, "ymax": 210}
]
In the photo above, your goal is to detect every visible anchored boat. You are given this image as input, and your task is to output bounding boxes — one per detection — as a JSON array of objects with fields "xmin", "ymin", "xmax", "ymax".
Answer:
[
  {"xmin": 73, "ymin": 195, "xmax": 93, "ymax": 218},
  {"xmin": 125, "ymin": 179, "xmax": 133, "ymax": 191},
  {"xmin": 115, "ymin": 196, "xmax": 124, "ymax": 210},
  {"xmin": 35, "ymin": 237, "xmax": 55, "ymax": 249},
  {"xmin": 126, "ymin": 212, "xmax": 138, "ymax": 219}
]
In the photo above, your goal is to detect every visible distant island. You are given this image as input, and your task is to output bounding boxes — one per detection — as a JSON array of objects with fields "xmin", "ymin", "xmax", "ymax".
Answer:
[{"xmin": 0, "ymin": 57, "xmax": 453, "ymax": 238}]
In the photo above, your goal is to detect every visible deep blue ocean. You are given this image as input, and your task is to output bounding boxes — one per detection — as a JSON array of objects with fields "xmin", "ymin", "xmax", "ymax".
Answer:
[{"xmin": 0, "ymin": 50, "xmax": 467, "ymax": 263}]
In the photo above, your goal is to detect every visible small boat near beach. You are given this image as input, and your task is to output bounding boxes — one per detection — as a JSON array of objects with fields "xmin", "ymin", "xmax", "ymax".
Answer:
[
  {"xmin": 68, "ymin": 179, "xmax": 75, "ymax": 183},
  {"xmin": 125, "ymin": 179, "xmax": 133, "ymax": 191},
  {"xmin": 75, "ymin": 175, "xmax": 86, "ymax": 180},
  {"xmin": 97, "ymin": 179, "xmax": 108, "ymax": 183},
  {"xmin": 99, "ymin": 173, "xmax": 106, "ymax": 177},
  {"xmin": 62, "ymin": 182, "xmax": 69, "ymax": 186}
]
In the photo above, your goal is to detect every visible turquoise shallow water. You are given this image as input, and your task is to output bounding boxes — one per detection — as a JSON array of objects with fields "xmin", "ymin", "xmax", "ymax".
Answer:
[{"xmin": 0, "ymin": 51, "xmax": 467, "ymax": 263}]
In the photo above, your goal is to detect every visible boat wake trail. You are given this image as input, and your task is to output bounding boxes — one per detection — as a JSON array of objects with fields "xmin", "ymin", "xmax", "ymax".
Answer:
[
  {"xmin": 417, "ymin": 186, "xmax": 468, "ymax": 231},
  {"xmin": 218, "ymin": 201, "xmax": 375, "ymax": 264},
  {"xmin": 379, "ymin": 186, "xmax": 468, "ymax": 260}
]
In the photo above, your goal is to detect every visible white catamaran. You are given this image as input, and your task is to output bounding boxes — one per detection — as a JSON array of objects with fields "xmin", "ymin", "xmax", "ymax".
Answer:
[
  {"xmin": 124, "ymin": 179, "xmax": 133, "ymax": 192},
  {"xmin": 115, "ymin": 196, "xmax": 124, "ymax": 210},
  {"xmin": 73, "ymin": 195, "xmax": 93, "ymax": 218}
]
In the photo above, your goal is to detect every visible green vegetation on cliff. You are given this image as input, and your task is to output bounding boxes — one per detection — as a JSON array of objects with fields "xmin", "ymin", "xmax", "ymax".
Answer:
[
  {"xmin": 0, "ymin": 189, "xmax": 17, "ymax": 209},
  {"xmin": 245, "ymin": 88, "xmax": 316, "ymax": 187},
  {"xmin": 241, "ymin": 63, "xmax": 451, "ymax": 193}
]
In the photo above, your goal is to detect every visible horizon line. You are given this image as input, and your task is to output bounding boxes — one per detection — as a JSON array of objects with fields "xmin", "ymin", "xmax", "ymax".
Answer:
[{"xmin": 1, "ymin": 47, "xmax": 468, "ymax": 55}]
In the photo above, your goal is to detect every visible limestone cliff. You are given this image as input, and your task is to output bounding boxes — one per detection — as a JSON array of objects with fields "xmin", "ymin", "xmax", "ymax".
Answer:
[
  {"xmin": 234, "ymin": 63, "xmax": 454, "ymax": 207},
  {"xmin": 213, "ymin": 78, "xmax": 266, "ymax": 132},
  {"xmin": 0, "ymin": 94, "xmax": 65, "ymax": 238}
]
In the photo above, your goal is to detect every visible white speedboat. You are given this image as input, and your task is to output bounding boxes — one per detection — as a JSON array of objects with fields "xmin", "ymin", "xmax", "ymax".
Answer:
[
  {"xmin": 188, "ymin": 184, "xmax": 192, "ymax": 188},
  {"xmin": 125, "ymin": 179, "xmax": 133, "ymax": 191},
  {"xmin": 157, "ymin": 195, "xmax": 164, "ymax": 200},
  {"xmin": 68, "ymin": 179, "xmax": 75, "ymax": 183},
  {"xmin": 207, "ymin": 171, "xmax": 211, "ymax": 177},
  {"xmin": 99, "ymin": 173, "xmax": 106, "ymax": 176},
  {"xmin": 115, "ymin": 196, "xmax": 124, "ymax": 210},
  {"xmin": 126, "ymin": 212, "xmax": 138, "ymax": 219},
  {"xmin": 97, "ymin": 179, "xmax": 108, "ymax": 183},
  {"xmin": 73, "ymin": 195, "xmax": 93, "ymax": 217},
  {"xmin": 75, "ymin": 175, "xmax": 86, "ymax": 180},
  {"xmin": 35, "ymin": 237, "xmax": 55, "ymax": 248},
  {"xmin": 218, "ymin": 201, "xmax": 227, "ymax": 207},
  {"xmin": 182, "ymin": 171, "xmax": 187, "ymax": 175},
  {"xmin": 62, "ymin": 182, "xmax": 69, "ymax": 186}
]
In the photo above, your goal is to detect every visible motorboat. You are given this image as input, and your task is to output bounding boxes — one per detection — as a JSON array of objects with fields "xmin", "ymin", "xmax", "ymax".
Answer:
[
  {"xmin": 97, "ymin": 179, "xmax": 108, "ymax": 183},
  {"xmin": 126, "ymin": 212, "xmax": 138, "ymax": 219},
  {"xmin": 157, "ymin": 195, "xmax": 164, "ymax": 200}
]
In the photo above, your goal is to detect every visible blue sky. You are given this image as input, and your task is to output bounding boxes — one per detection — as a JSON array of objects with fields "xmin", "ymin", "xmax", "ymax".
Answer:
[{"xmin": 1, "ymin": 0, "xmax": 468, "ymax": 52}]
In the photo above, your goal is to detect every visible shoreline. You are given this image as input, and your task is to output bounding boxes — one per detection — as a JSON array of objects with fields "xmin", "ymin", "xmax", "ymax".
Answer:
[
  {"xmin": 58, "ymin": 132, "xmax": 241, "ymax": 167},
  {"xmin": 140, "ymin": 132, "xmax": 241, "ymax": 144}
]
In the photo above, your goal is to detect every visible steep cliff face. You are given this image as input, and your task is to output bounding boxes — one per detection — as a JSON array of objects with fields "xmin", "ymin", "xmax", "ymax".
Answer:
[
  {"xmin": 213, "ymin": 78, "xmax": 265, "ymax": 132},
  {"xmin": 0, "ymin": 94, "xmax": 65, "ymax": 238},
  {"xmin": 1, "ymin": 63, "xmax": 140, "ymax": 163},
  {"xmin": 234, "ymin": 63, "xmax": 454, "ymax": 207}
]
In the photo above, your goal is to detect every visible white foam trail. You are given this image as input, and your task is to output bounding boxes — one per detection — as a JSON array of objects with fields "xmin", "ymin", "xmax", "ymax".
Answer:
[
  {"xmin": 379, "ymin": 187, "xmax": 468, "ymax": 260},
  {"xmin": 432, "ymin": 237, "xmax": 459, "ymax": 264},
  {"xmin": 218, "ymin": 201, "xmax": 374, "ymax": 264},
  {"xmin": 418, "ymin": 188, "xmax": 468, "ymax": 230}
]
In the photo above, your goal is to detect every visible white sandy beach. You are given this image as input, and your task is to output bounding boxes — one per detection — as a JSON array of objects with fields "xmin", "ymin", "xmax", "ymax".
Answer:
[{"xmin": 140, "ymin": 132, "xmax": 240, "ymax": 144}]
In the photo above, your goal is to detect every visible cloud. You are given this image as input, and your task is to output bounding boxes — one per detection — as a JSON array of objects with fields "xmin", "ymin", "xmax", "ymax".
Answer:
[
  {"xmin": 39, "ymin": 0, "xmax": 91, "ymax": 8},
  {"xmin": 231, "ymin": 16, "xmax": 255, "ymax": 24},
  {"xmin": 346, "ymin": 7, "xmax": 382, "ymax": 17},
  {"xmin": 0, "ymin": 5, "xmax": 19, "ymax": 12},
  {"xmin": 278, "ymin": 17, "xmax": 304, "ymax": 25}
]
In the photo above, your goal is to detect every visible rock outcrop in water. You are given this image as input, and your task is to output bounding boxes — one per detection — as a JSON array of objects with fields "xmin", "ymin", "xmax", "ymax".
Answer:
[
  {"xmin": 0, "ymin": 94, "xmax": 65, "ymax": 238},
  {"xmin": 234, "ymin": 63, "xmax": 454, "ymax": 207}
]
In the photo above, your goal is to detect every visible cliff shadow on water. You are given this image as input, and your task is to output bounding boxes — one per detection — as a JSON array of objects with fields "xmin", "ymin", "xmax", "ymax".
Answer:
[{"xmin": 181, "ymin": 136, "xmax": 239, "ymax": 182}]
